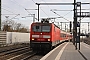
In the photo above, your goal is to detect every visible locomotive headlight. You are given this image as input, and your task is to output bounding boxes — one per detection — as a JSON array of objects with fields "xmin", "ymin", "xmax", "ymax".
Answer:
[
  {"xmin": 48, "ymin": 39, "xmax": 50, "ymax": 41},
  {"xmin": 32, "ymin": 38, "xmax": 34, "ymax": 40}
]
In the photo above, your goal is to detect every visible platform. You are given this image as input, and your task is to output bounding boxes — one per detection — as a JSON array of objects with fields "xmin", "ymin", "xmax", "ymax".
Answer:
[
  {"xmin": 40, "ymin": 42, "xmax": 90, "ymax": 60},
  {"xmin": 80, "ymin": 42, "xmax": 90, "ymax": 60}
]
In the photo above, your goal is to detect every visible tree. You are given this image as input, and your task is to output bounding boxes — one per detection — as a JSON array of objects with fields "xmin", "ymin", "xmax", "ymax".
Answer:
[{"xmin": 2, "ymin": 20, "xmax": 29, "ymax": 32}]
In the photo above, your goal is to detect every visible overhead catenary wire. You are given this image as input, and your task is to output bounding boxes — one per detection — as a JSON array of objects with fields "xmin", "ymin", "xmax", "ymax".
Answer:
[
  {"xmin": 41, "ymin": 0, "xmax": 60, "ymax": 18},
  {"xmin": 31, "ymin": 0, "xmax": 36, "ymax": 4},
  {"xmin": 51, "ymin": 10, "xmax": 71, "ymax": 22},
  {"xmin": 10, "ymin": 14, "xmax": 20, "ymax": 20},
  {"xmin": 41, "ymin": 0, "xmax": 52, "ymax": 11},
  {"xmin": 2, "ymin": 8, "xmax": 16, "ymax": 14},
  {"xmin": 2, "ymin": 7, "xmax": 21, "ymax": 19},
  {"xmin": 52, "ymin": 9, "xmax": 73, "ymax": 11},
  {"xmin": 63, "ymin": 10, "xmax": 72, "ymax": 17},
  {"xmin": 2, "ymin": 8, "xmax": 20, "ymax": 20},
  {"xmin": 31, "ymin": 0, "xmax": 50, "ymax": 18},
  {"xmin": 1, "ymin": 14, "xmax": 20, "ymax": 15},
  {"xmin": 2, "ymin": 1, "xmax": 24, "ymax": 20},
  {"xmin": 51, "ymin": 9, "xmax": 73, "ymax": 17},
  {"xmin": 40, "ymin": 0, "xmax": 63, "ymax": 19},
  {"xmin": 31, "ymin": 0, "xmax": 56, "ymax": 22},
  {"xmin": 2, "ymin": 4, "xmax": 19, "ymax": 14},
  {"xmin": 2, "ymin": 4, "xmax": 22, "ymax": 20},
  {"xmin": 52, "ymin": 9, "xmax": 90, "ymax": 11},
  {"xmin": 2, "ymin": 14, "xmax": 20, "ymax": 20},
  {"xmin": 40, "ymin": 8, "xmax": 49, "ymax": 17},
  {"xmin": 5, "ymin": 0, "xmax": 35, "ymax": 19},
  {"xmin": 2, "ymin": 0, "xmax": 26, "ymax": 20},
  {"xmin": 10, "ymin": 0, "xmax": 26, "ymax": 9},
  {"xmin": 2, "ymin": 6, "xmax": 20, "ymax": 15},
  {"xmin": 40, "ymin": 0, "xmax": 74, "ymax": 23},
  {"xmin": 25, "ymin": 9, "xmax": 32, "ymax": 14},
  {"xmin": 77, "ymin": 13, "xmax": 90, "ymax": 22},
  {"xmin": 9, "ymin": 0, "xmax": 31, "ymax": 14},
  {"xmin": 39, "ymin": 0, "xmax": 56, "ymax": 22},
  {"xmin": 39, "ymin": 0, "xmax": 65, "ymax": 22},
  {"xmin": 78, "ymin": 0, "xmax": 90, "ymax": 22}
]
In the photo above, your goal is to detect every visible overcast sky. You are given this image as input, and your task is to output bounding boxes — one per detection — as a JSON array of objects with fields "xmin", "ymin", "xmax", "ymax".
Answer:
[{"xmin": 1, "ymin": 0, "xmax": 90, "ymax": 33}]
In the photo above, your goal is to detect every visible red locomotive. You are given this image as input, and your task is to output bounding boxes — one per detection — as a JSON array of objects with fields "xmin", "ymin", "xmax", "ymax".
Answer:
[{"xmin": 30, "ymin": 19, "xmax": 72, "ymax": 51}]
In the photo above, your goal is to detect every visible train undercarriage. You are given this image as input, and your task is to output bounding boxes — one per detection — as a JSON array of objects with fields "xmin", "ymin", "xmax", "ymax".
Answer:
[{"xmin": 30, "ymin": 41, "xmax": 53, "ymax": 52}]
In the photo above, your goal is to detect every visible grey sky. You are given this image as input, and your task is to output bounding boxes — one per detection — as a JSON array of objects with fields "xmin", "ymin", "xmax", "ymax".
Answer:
[{"xmin": 1, "ymin": 0, "xmax": 90, "ymax": 32}]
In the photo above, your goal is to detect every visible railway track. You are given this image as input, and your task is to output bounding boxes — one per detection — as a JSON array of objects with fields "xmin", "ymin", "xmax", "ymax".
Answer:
[
  {"xmin": 0, "ymin": 44, "xmax": 29, "ymax": 53},
  {"xmin": 6, "ymin": 51, "xmax": 35, "ymax": 60},
  {"xmin": 0, "ymin": 42, "xmax": 67, "ymax": 60},
  {"xmin": 81, "ymin": 37, "xmax": 90, "ymax": 45},
  {"xmin": 0, "ymin": 46, "xmax": 30, "ymax": 59},
  {"xmin": 26, "ymin": 54, "xmax": 43, "ymax": 60},
  {"xmin": 0, "ymin": 46, "xmax": 43, "ymax": 60},
  {"xmin": 0, "ymin": 47, "xmax": 29, "ymax": 56}
]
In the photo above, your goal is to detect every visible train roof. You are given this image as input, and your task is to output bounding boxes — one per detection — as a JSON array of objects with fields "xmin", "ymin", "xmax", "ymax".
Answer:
[{"xmin": 31, "ymin": 22, "xmax": 60, "ymax": 29}]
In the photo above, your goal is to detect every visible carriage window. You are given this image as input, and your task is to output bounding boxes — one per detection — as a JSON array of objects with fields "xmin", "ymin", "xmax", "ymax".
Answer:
[{"xmin": 61, "ymin": 33, "xmax": 66, "ymax": 37}]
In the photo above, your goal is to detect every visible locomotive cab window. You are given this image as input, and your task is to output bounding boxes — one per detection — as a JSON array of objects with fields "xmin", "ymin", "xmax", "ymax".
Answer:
[
  {"xmin": 32, "ymin": 25, "xmax": 41, "ymax": 32},
  {"xmin": 36, "ymin": 26, "xmax": 39, "ymax": 29},
  {"xmin": 42, "ymin": 25, "xmax": 51, "ymax": 32},
  {"xmin": 32, "ymin": 25, "xmax": 51, "ymax": 32}
]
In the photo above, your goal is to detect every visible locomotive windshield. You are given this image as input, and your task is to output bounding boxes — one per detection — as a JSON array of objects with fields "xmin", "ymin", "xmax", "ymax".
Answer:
[
  {"xmin": 42, "ymin": 26, "xmax": 50, "ymax": 32},
  {"xmin": 32, "ymin": 25, "xmax": 51, "ymax": 32}
]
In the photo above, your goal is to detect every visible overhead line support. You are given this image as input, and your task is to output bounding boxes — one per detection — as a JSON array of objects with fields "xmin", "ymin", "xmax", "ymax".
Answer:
[
  {"xmin": 36, "ymin": 2, "xmax": 90, "ymax": 22},
  {"xmin": 0, "ymin": 0, "xmax": 1, "ymax": 31},
  {"xmin": 36, "ymin": 3, "xmax": 90, "ymax": 5},
  {"xmin": 36, "ymin": 3, "xmax": 73, "ymax": 5},
  {"xmin": 36, "ymin": 3, "xmax": 40, "ymax": 21}
]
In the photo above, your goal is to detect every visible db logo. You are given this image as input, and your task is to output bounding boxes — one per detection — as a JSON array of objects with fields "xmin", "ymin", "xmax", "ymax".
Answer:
[{"xmin": 39, "ymin": 35, "xmax": 43, "ymax": 38}]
